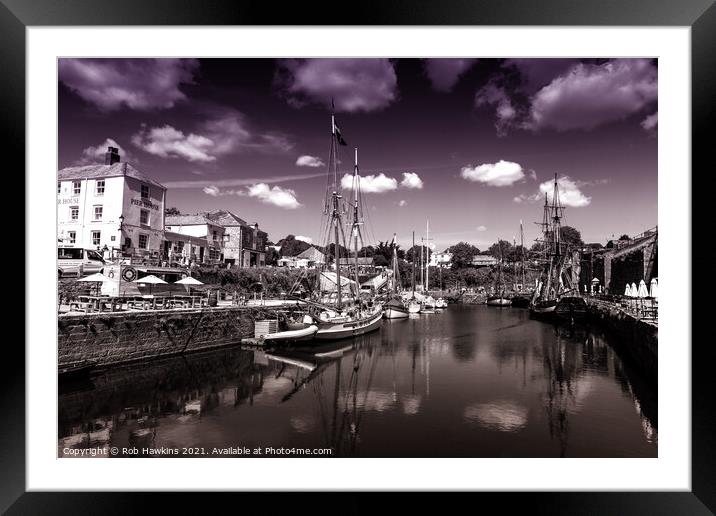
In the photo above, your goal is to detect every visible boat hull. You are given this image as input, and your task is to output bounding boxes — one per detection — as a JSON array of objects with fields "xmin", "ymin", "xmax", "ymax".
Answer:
[
  {"xmin": 554, "ymin": 296, "xmax": 588, "ymax": 323},
  {"xmin": 486, "ymin": 297, "xmax": 512, "ymax": 307},
  {"xmin": 530, "ymin": 299, "xmax": 558, "ymax": 318},
  {"xmin": 315, "ymin": 310, "xmax": 383, "ymax": 340},
  {"xmin": 261, "ymin": 325, "xmax": 318, "ymax": 344},
  {"xmin": 383, "ymin": 306, "xmax": 409, "ymax": 319}
]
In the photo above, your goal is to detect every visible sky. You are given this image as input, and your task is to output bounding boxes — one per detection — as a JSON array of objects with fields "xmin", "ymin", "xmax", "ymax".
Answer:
[{"xmin": 58, "ymin": 58, "xmax": 658, "ymax": 251}]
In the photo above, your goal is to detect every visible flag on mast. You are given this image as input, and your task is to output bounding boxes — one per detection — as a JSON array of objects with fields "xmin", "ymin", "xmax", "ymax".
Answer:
[{"xmin": 334, "ymin": 122, "xmax": 347, "ymax": 146}]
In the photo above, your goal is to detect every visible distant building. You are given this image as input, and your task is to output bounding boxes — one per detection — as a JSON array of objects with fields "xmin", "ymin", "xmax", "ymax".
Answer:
[
  {"xmin": 57, "ymin": 147, "xmax": 166, "ymax": 260},
  {"xmin": 278, "ymin": 246, "xmax": 326, "ymax": 269},
  {"xmin": 165, "ymin": 214, "xmax": 225, "ymax": 264},
  {"xmin": 471, "ymin": 255, "xmax": 498, "ymax": 267},
  {"xmin": 430, "ymin": 251, "xmax": 453, "ymax": 268},
  {"xmin": 204, "ymin": 210, "xmax": 267, "ymax": 267}
]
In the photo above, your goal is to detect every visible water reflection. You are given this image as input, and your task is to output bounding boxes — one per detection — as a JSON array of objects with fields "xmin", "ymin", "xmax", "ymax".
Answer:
[{"xmin": 59, "ymin": 305, "xmax": 657, "ymax": 458}]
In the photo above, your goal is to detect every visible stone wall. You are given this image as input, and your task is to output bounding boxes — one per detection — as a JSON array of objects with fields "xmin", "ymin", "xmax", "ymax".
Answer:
[{"xmin": 58, "ymin": 306, "xmax": 275, "ymax": 368}]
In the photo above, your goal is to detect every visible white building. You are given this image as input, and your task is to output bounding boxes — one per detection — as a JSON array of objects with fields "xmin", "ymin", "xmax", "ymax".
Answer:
[
  {"xmin": 57, "ymin": 147, "xmax": 166, "ymax": 259},
  {"xmin": 164, "ymin": 214, "xmax": 225, "ymax": 264},
  {"xmin": 430, "ymin": 251, "xmax": 453, "ymax": 268}
]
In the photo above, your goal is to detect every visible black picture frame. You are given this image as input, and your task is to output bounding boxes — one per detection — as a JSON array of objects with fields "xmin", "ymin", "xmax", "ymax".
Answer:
[{"xmin": 5, "ymin": 0, "xmax": 713, "ymax": 512}]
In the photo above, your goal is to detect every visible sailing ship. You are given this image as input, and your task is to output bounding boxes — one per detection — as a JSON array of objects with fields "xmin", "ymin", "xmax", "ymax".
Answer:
[
  {"xmin": 511, "ymin": 220, "xmax": 531, "ymax": 308},
  {"xmin": 311, "ymin": 116, "xmax": 383, "ymax": 340},
  {"xmin": 383, "ymin": 234, "xmax": 410, "ymax": 319},
  {"xmin": 404, "ymin": 231, "xmax": 422, "ymax": 313},
  {"xmin": 529, "ymin": 174, "xmax": 586, "ymax": 319},
  {"xmin": 486, "ymin": 239, "xmax": 512, "ymax": 306}
]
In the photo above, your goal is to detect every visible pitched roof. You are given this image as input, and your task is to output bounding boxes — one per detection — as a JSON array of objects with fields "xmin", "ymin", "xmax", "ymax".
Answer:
[
  {"xmin": 296, "ymin": 246, "xmax": 325, "ymax": 260},
  {"xmin": 58, "ymin": 162, "xmax": 165, "ymax": 189},
  {"xmin": 165, "ymin": 214, "xmax": 215, "ymax": 226},
  {"xmin": 203, "ymin": 209, "xmax": 248, "ymax": 226}
]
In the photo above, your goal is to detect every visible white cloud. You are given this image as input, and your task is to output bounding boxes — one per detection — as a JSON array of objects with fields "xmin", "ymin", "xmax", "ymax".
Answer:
[
  {"xmin": 538, "ymin": 176, "xmax": 591, "ymax": 207},
  {"xmin": 512, "ymin": 195, "xmax": 525, "ymax": 204},
  {"xmin": 203, "ymin": 185, "xmax": 220, "ymax": 197},
  {"xmin": 528, "ymin": 59, "xmax": 658, "ymax": 131},
  {"xmin": 277, "ymin": 59, "xmax": 398, "ymax": 113},
  {"xmin": 296, "ymin": 155, "xmax": 325, "ymax": 168},
  {"xmin": 400, "ymin": 172, "xmax": 424, "ymax": 189},
  {"xmin": 295, "ymin": 235, "xmax": 313, "ymax": 244},
  {"xmin": 341, "ymin": 173, "xmax": 398, "ymax": 194},
  {"xmin": 641, "ymin": 111, "xmax": 658, "ymax": 134},
  {"xmin": 132, "ymin": 125, "xmax": 215, "ymax": 162},
  {"xmin": 477, "ymin": 225, "xmax": 487, "ymax": 232},
  {"xmin": 475, "ymin": 82, "xmax": 518, "ymax": 137},
  {"xmin": 460, "ymin": 160, "xmax": 526, "ymax": 186},
  {"xmin": 398, "ymin": 200, "xmax": 408, "ymax": 207},
  {"xmin": 76, "ymin": 138, "xmax": 131, "ymax": 165},
  {"xmin": 246, "ymin": 183, "xmax": 302, "ymax": 209},
  {"xmin": 58, "ymin": 58, "xmax": 198, "ymax": 111},
  {"xmin": 164, "ymin": 172, "xmax": 324, "ymax": 189},
  {"xmin": 424, "ymin": 59, "xmax": 477, "ymax": 92}
]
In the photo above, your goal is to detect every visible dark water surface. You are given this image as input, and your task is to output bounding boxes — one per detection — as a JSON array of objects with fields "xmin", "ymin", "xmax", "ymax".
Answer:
[{"xmin": 58, "ymin": 305, "xmax": 657, "ymax": 457}]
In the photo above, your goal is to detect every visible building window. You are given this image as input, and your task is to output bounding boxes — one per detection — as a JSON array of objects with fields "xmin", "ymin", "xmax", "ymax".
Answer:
[
  {"xmin": 141, "ymin": 184, "xmax": 149, "ymax": 199},
  {"xmin": 68, "ymin": 231, "xmax": 76, "ymax": 244},
  {"xmin": 73, "ymin": 181, "xmax": 81, "ymax": 195},
  {"xmin": 70, "ymin": 206, "xmax": 79, "ymax": 220},
  {"xmin": 96, "ymin": 179, "xmax": 105, "ymax": 196},
  {"xmin": 94, "ymin": 205, "xmax": 103, "ymax": 220},
  {"xmin": 213, "ymin": 230, "xmax": 218, "ymax": 241},
  {"xmin": 223, "ymin": 234, "xmax": 230, "ymax": 242},
  {"xmin": 57, "ymin": 182, "xmax": 61, "ymax": 194},
  {"xmin": 140, "ymin": 209, "xmax": 150, "ymax": 225},
  {"xmin": 209, "ymin": 248, "xmax": 220, "ymax": 260},
  {"xmin": 92, "ymin": 231, "xmax": 101, "ymax": 246},
  {"xmin": 138, "ymin": 234, "xmax": 148, "ymax": 249}
]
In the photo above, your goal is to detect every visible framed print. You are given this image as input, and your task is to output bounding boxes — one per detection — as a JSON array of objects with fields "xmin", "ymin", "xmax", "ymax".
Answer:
[{"xmin": 6, "ymin": 0, "xmax": 714, "ymax": 512}]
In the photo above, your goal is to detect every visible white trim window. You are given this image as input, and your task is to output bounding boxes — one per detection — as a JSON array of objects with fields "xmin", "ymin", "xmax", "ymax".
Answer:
[
  {"xmin": 94, "ymin": 205, "xmax": 103, "ymax": 221},
  {"xmin": 96, "ymin": 179, "xmax": 105, "ymax": 196},
  {"xmin": 70, "ymin": 206, "xmax": 79, "ymax": 220},
  {"xmin": 73, "ymin": 181, "xmax": 81, "ymax": 195},
  {"xmin": 138, "ymin": 234, "xmax": 148, "ymax": 249},
  {"xmin": 141, "ymin": 184, "xmax": 149, "ymax": 199},
  {"xmin": 92, "ymin": 231, "xmax": 101, "ymax": 246},
  {"xmin": 140, "ymin": 209, "xmax": 150, "ymax": 225},
  {"xmin": 68, "ymin": 231, "xmax": 76, "ymax": 244}
]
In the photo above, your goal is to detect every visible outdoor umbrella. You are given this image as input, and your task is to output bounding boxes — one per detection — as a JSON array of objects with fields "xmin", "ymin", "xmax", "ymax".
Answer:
[
  {"xmin": 133, "ymin": 274, "xmax": 167, "ymax": 295},
  {"xmin": 631, "ymin": 282, "xmax": 638, "ymax": 297},
  {"xmin": 77, "ymin": 272, "xmax": 110, "ymax": 295},
  {"xmin": 174, "ymin": 276, "xmax": 204, "ymax": 285},
  {"xmin": 638, "ymin": 279, "xmax": 649, "ymax": 298},
  {"xmin": 175, "ymin": 276, "xmax": 204, "ymax": 294},
  {"xmin": 624, "ymin": 284, "xmax": 632, "ymax": 297},
  {"xmin": 650, "ymin": 278, "xmax": 658, "ymax": 300}
]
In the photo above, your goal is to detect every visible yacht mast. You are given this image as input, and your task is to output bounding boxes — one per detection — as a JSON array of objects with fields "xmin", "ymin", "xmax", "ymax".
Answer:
[
  {"xmin": 412, "ymin": 231, "xmax": 416, "ymax": 298},
  {"xmin": 330, "ymin": 114, "xmax": 343, "ymax": 309},
  {"xmin": 351, "ymin": 147, "xmax": 362, "ymax": 299}
]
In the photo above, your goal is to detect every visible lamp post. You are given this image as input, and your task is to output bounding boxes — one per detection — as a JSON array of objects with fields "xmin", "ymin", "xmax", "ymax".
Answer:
[{"xmin": 117, "ymin": 214, "xmax": 125, "ymax": 260}]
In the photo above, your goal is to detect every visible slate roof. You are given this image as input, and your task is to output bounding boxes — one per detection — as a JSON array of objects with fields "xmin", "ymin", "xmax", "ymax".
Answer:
[
  {"xmin": 203, "ymin": 209, "xmax": 248, "ymax": 227},
  {"xmin": 165, "ymin": 214, "xmax": 215, "ymax": 226},
  {"xmin": 58, "ymin": 162, "xmax": 165, "ymax": 189}
]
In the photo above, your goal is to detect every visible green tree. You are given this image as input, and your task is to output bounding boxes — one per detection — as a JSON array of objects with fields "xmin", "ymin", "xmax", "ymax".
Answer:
[
  {"xmin": 560, "ymin": 226, "xmax": 584, "ymax": 247},
  {"xmin": 486, "ymin": 240, "xmax": 513, "ymax": 260},
  {"xmin": 448, "ymin": 241, "xmax": 480, "ymax": 269},
  {"xmin": 165, "ymin": 207, "xmax": 181, "ymax": 216},
  {"xmin": 278, "ymin": 235, "xmax": 311, "ymax": 257},
  {"xmin": 405, "ymin": 244, "xmax": 431, "ymax": 264}
]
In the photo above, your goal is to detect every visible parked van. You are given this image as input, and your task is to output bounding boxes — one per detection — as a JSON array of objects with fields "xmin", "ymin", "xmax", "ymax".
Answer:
[{"xmin": 58, "ymin": 247, "xmax": 107, "ymax": 278}]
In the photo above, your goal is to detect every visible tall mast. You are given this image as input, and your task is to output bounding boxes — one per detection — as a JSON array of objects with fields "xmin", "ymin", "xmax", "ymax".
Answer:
[
  {"xmin": 391, "ymin": 233, "xmax": 398, "ymax": 294},
  {"xmin": 520, "ymin": 220, "xmax": 526, "ymax": 290},
  {"xmin": 412, "ymin": 231, "xmax": 416, "ymax": 298},
  {"xmin": 419, "ymin": 237, "xmax": 424, "ymax": 292},
  {"xmin": 425, "ymin": 220, "xmax": 430, "ymax": 293},
  {"xmin": 330, "ymin": 113, "xmax": 343, "ymax": 309},
  {"xmin": 351, "ymin": 147, "xmax": 362, "ymax": 299}
]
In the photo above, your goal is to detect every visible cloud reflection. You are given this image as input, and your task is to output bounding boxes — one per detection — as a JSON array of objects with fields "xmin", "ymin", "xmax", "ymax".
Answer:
[{"xmin": 463, "ymin": 401, "xmax": 528, "ymax": 432}]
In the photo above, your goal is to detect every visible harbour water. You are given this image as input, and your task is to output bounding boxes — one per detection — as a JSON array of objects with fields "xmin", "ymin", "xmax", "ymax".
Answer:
[{"xmin": 58, "ymin": 305, "xmax": 657, "ymax": 458}]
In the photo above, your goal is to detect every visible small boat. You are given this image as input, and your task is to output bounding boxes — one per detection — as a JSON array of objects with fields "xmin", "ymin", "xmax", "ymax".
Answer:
[
  {"xmin": 261, "ymin": 324, "xmax": 318, "ymax": 344},
  {"xmin": 384, "ymin": 298, "xmax": 409, "ymax": 319},
  {"xmin": 531, "ymin": 298, "xmax": 558, "ymax": 315},
  {"xmin": 315, "ymin": 305, "xmax": 384, "ymax": 340},
  {"xmin": 486, "ymin": 296, "xmax": 511, "ymax": 307},
  {"xmin": 435, "ymin": 297, "xmax": 448, "ymax": 308},
  {"xmin": 408, "ymin": 300, "xmax": 422, "ymax": 313},
  {"xmin": 554, "ymin": 295, "xmax": 588, "ymax": 323}
]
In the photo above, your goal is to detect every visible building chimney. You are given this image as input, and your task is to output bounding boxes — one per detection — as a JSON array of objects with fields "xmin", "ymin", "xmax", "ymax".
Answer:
[{"xmin": 105, "ymin": 146, "xmax": 120, "ymax": 165}]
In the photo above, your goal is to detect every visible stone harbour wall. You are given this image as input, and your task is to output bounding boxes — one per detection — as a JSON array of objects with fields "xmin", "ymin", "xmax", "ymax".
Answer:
[{"xmin": 58, "ymin": 307, "xmax": 275, "ymax": 368}]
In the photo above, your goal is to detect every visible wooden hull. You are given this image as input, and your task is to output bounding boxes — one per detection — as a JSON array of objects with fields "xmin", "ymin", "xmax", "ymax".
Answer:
[
  {"xmin": 530, "ymin": 299, "xmax": 558, "ymax": 318},
  {"xmin": 383, "ymin": 306, "xmax": 409, "ymax": 319},
  {"xmin": 408, "ymin": 302, "xmax": 422, "ymax": 314},
  {"xmin": 315, "ymin": 310, "xmax": 383, "ymax": 340},
  {"xmin": 486, "ymin": 297, "xmax": 512, "ymax": 307},
  {"xmin": 555, "ymin": 296, "xmax": 588, "ymax": 322}
]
